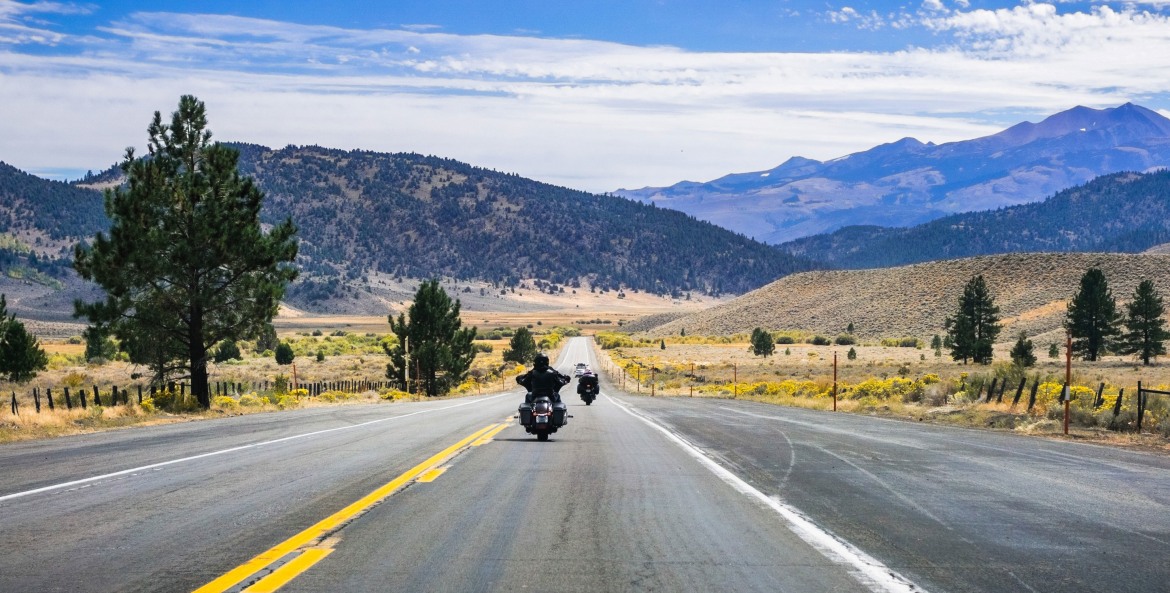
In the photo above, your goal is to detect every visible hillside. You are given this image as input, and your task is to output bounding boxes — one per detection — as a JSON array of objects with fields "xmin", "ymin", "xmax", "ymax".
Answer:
[
  {"xmin": 780, "ymin": 170, "xmax": 1170, "ymax": 268},
  {"xmin": 225, "ymin": 144, "xmax": 815, "ymax": 301},
  {"xmin": 635, "ymin": 252, "xmax": 1170, "ymax": 346},
  {"xmin": 617, "ymin": 103, "xmax": 1170, "ymax": 243},
  {"xmin": 1, "ymin": 147, "xmax": 818, "ymax": 319}
]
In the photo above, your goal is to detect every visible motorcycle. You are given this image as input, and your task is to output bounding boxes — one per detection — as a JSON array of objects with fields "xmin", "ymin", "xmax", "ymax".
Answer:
[
  {"xmin": 518, "ymin": 394, "xmax": 570, "ymax": 441},
  {"xmin": 577, "ymin": 374, "xmax": 599, "ymax": 405}
]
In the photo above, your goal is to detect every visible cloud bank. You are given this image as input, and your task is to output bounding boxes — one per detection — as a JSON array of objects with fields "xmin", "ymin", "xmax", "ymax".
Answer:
[{"xmin": 1, "ymin": 1, "xmax": 1169, "ymax": 192}]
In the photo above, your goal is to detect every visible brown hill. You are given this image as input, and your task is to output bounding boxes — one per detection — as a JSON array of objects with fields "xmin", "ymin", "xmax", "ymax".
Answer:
[{"xmin": 637, "ymin": 252, "xmax": 1170, "ymax": 345}]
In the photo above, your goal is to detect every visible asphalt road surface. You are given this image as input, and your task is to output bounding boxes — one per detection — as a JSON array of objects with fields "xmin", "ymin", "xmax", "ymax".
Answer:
[{"xmin": 2, "ymin": 337, "xmax": 1168, "ymax": 593}]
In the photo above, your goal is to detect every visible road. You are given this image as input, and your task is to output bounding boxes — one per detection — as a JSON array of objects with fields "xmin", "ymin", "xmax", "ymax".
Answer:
[{"xmin": 1, "ymin": 336, "xmax": 1167, "ymax": 592}]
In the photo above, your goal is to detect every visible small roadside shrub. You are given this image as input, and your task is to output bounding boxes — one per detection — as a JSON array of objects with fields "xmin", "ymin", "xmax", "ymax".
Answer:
[
  {"xmin": 139, "ymin": 398, "xmax": 156, "ymax": 413},
  {"xmin": 810, "ymin": 336, "xmax": 831, "ymax": 346},
  {"xmin": 239, "ymin": 393, "xmax": 264, "ymax": 407},
  {"xmin": 834, "ymin": 334, "xmax": 856, "ymax": 346},
  {"xmin": 213, "ymin": 395, "xmax": 239, "ymax": 410}
]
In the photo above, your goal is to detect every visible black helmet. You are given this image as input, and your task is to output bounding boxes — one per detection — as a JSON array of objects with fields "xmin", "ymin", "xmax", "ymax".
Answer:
[{"xmin": 534, "ymin": 353, "xmax": 549, "ymax": 370}]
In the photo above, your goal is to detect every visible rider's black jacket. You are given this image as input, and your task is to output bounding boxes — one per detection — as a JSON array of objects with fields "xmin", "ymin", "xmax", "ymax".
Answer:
[{"xmin": 517, "ymin": 367, "xmax": 570, "ymax": 402}]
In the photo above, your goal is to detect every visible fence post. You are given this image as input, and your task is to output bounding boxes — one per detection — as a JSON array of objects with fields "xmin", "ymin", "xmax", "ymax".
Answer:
[
  {"xmin": 1011, "ymin": 377, "xmax": 1026, "ymax": 408},
  {"xmin": 93, "ymin": 385, "xmax": 101, "ymax": 407},
  {"xmin": 112, "ymin": 386, "xmax": 119, "ymax": 406},
  {"xmin": 1136, "ymin": 382, "xmax": 1145, "ymax": 433},
  {"xmin": 33, "ymin": 388, "xmax": 40, "ymax": 413},
  {"xmin": 1112, "ymin": 388, "xmax": 1124, "ymax": 418},
  {"xmin": 1094, "ymin": 383, "xmax": 1105, "ymax": 408},
  {"xmin": 985, "ymin": 378, "xmax": 997, "ymax": 403},
  {"xmin": 64, "ymin": 387, "xmax": 73, "ymax": 410},
  {"xmin": 138, "ymin": 385, "xmax": 143, "ymax": 404},
  {"xmin": 79, "ymin": 386, "xmax": 87, "ymax": 409},
  {"xmin": 1027, "ymin": 380, "xmax": 1039, "ymax": 411},
  {"xmin": 10, "ymin": 392, "xmax": 17, "ymax": 415},
  {"xmin": 46, "ymin": 387, "xmax": 54, "ymax": 411},
  {"xmin": 996, "ymin": 379, "xmax": 1007, "ymax": 403}
]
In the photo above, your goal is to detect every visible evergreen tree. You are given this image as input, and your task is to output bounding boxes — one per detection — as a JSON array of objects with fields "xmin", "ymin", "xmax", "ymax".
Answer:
[
  {"xmin": 1048, "ymin": 343, "xmax": 1060, "ymax": 359},
  {"xmin": 213, "ymin": 339, "xmax": 241, "ymax": 363},
  {"xmin": 73, "ymin": 96, "xmax": 298, "ymax": 408},
  {"xmin": 1010, "ymin": 332, "xmax": 1036, "ymax": 367},
  {"xmin": 255, "ymin": 323, "xmax": 279, "ymax": 353},
  {"xmin": 83, "ymin": 325, "xmax": 117, "ymax": 363},
  {"xmin": 1064, "ymin": 268, "xmax": 1121, "ymax": 361},
  {"xmin": 847, "ymin": 347, "xmax": 857, "ymax": 360},
  {"xmin": 750, "ymin": 327, "xmax": 774, "ymax": 357},
  {"xmin": 1119, "ymin": 279, "xmax": 1169, "ymax": 365},
  {"xmin": 660, "ymin": 339, "xmax": 666, "ymax": 350},
  {"xmin": 274, "ymin": 342, "xmax": 295, "ymax": 365},
  {"xmin": 502, "ymin": 326, "xmax": 537, "ymax": 364},
  {"xmin": 384, "ymin": 280, "xmax": 477, "ymax": 396},
  {"xmin": 945, "ymin": 275, "xmax": 1001, "ymax": 364},
  {"xmin": 0, "ymin": 294, "xmax": 48, "ymax": 383}
]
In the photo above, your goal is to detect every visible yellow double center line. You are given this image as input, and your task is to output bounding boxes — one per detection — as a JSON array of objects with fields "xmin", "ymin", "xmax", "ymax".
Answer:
[{"xmin": 195, "ymin": 420, "xmax": 511, "ymax": 593}]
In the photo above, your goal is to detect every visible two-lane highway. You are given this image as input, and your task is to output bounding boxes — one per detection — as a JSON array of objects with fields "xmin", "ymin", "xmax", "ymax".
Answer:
[{"xmin": 3, "ymin": 336, "xmax": 1169, "ymax": 592}]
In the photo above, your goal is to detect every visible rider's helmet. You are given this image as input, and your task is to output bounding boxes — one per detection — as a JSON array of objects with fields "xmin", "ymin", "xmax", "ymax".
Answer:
[{"xmin": 534, "ymin": 353, "xmax": 549, "ymax": 371}]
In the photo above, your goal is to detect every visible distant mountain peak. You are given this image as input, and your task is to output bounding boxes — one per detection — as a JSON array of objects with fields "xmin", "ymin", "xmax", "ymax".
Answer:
[{"xmin": 615, "ymin": 102, "xmax": 1170, "ymax": 243}]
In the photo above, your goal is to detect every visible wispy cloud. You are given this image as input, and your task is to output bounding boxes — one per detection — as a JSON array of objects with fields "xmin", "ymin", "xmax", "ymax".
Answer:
[{"xmin": 2, "ymin": 3, "xmax": 1169, "ymax": 191}]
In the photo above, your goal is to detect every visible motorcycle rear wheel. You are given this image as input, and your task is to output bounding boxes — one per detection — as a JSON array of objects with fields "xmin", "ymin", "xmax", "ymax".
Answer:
[{"xmin": 537, "ymin": 432, "xmax": 549, "ymax": 442}]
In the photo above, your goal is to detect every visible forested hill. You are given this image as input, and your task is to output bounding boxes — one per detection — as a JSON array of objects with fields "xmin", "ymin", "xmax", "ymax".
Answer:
[
  {"xmin": 779, "ymin": 170, "xmax": 1170, "ymax": 269},
  {"xmin": 3, "ymin": 146, "xmax": 817, "ymax": 298},
  {"xmin": 229, "ymin": 143, "xmax": 816, "ymax": 295}
]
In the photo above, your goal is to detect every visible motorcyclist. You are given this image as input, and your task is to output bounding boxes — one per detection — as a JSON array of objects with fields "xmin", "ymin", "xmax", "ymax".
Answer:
[
  {"xmin": 516, "ymin": 353, "xmax": 570, "ymax": 403},
  {"xmin": 577, "ymin": 370, "xmax": 599, "ymax": 396}
]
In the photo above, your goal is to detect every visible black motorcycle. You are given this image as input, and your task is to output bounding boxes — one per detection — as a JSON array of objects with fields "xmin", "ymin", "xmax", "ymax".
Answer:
[
  {"xmin": 577, "ymin": 374, "xmax": 599, "ymax": 405},
  {"xmin": 518, "ymin": 395, "xmax": 569, "ymax": 441}
]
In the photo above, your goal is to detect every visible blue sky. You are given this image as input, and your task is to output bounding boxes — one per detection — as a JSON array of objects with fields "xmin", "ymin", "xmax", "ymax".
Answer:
[{"xmin": 3, "ymin": 0, "xmax": 1170, "ymax": 192}]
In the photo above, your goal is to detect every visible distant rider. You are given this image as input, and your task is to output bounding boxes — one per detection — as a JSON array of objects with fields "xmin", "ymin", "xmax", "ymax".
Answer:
[{"xmin": 516, "ymin": 353, "xmax": 570, "ymax": 403}]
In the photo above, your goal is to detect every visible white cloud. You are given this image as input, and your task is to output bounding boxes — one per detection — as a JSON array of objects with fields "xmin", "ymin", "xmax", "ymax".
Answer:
[{"xmin": 2, "ymin": 5, "xmax": 1170, "ymax": 191}]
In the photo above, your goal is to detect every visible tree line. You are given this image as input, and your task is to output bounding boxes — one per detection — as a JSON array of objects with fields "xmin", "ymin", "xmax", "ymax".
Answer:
[{"xmin": 945, "ymin": 269, "xmax": 1169, "ymax": 366}]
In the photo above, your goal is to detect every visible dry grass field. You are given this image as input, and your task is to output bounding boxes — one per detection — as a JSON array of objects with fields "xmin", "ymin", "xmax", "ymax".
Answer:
[{"xmin": 638, "ymin": 252, "xmax": 1170, "ymax": 349}]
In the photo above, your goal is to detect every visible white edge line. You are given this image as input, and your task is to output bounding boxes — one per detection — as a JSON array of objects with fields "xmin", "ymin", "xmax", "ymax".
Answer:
[
  {"xmin": 0, "ymin": 393, "xmax": 511, "ymax": 503},
  {"xmin": 606, "ymin": 393, "xmax": 923, "ymax": 593}
]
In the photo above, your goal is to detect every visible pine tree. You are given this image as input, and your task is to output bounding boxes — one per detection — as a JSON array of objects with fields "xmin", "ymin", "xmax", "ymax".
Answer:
[
  {"xmin": 1010, "ymin": 332, "xmax": 1036, "ymax": 367},
  {"xmin": 502, "ymin": 326, "xmax": 537, "ymax": 364},
  {"xmin": 945, "ymin": 275, "xmax": 1001, "ymax": 364},
  {"xmin": 385, "ymin": 280, "xmax": 477, "ymax": 396},
  {"xmin": 1119, "ymin": 279, "xmax": 1169, "ymax": 365},
  {"xmin": 847, "ymin": 347, "xmax": 857, "ymax": 360},
  {"xmin": 0, "ymin": 294, "xmax": 49, "ymax": 383},
  {"xmin": 274, "ymin": 343, "xmax": 295, "ymax": 365},
  {"xmin": 1064, "ymin": 268, "xmax": 1121, "ymax": 361},
  {"xmin": 213, "ymin": 339, "xmax": 241, "ymax": 363},
  {"xmin": 73, "ymin": 96, "xmax": 298, "ymax": 408},
  {"xmin": 750, "ymin": 327, "xmax": 774, "ymax": 357}
]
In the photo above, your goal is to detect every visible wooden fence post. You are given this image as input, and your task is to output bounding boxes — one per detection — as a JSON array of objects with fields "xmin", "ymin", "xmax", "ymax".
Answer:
[
  {"xmin": 1094, "ymin": 383, "xmax": 1105, "ymax": 408},
  {"xmin": 79, "ymin": 386, "xmax": 87, "ymax": 409},
  {"xmin": 46, "ymin": 387, "xmax": 54, "ymax": 411},
  {"xmin": 1011, "ymin": 378, "xmax": 1026, "ymax": 408},
  {"xmin": 1136, "ymin": 382, "xmax": 1145, "ymax": 433},
  {"xmin": 92, "ymin": 385, "xmax": 101, "ymax": 407},
  {"xmin": 10, "ymin": 392, "xmax": 17, "ymax": 415},
  {"xmin": 138, "ymin": 385, "xmax": 143, "ymax": 404},
  {"xmin": 996, "ymin": 379, "xmax": 1007, "ymax": 403},
  {"xmin": 985, "ymin": 378, "xmax": 997, "ymax": 403},
  {"xmin": 64, "ymin": 387, "xmax": 73, "ymax": 410},
  {"xmin": 1112, "ymin": 388, "xmax": 1124, "ymax": 418},
  {"xmin": 1027, "ymin": 380, "xmax": 1039, "ymax": 411},
  {"xmin": 33, "ymin": 388, "xmax": 40, "ymax": 413}
]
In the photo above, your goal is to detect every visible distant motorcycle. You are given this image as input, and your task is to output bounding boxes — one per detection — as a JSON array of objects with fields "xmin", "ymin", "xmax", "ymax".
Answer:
[
  {"xmin": 577, "ymin": 374, "xmax": 599, "ymax": 405},
  {"xmin": 518, "ymin": 394, "xmax": 569, "ymax": 441}
]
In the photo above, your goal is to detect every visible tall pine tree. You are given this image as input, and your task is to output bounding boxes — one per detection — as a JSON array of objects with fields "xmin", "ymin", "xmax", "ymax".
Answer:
[
  {"xmin": 945, "ymin": 275, "xmax": 1001, "ymax": 364},
  {"xmin": 1119, "ymin": 279, "xmax": 1169, "ymax": 365},
  {"xmin": 384, "ymin": 280, "xmax": 477, "ymax": 396},
  {"xmin": 1064, "ymin": 268, "xmax": 1121, "ymax": 361},
  {"xmin": 502, "ymin": 326, "xmax": 538, "ymax": 364},
  {"xmin": 73, "ymin": 96, "xmax": 299, "ymax": 408}
]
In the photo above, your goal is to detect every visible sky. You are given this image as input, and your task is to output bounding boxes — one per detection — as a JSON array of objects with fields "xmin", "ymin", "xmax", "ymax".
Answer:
[{"xmin": 3, "ymin": 1, "xmax": 1170, "ymax": 193}]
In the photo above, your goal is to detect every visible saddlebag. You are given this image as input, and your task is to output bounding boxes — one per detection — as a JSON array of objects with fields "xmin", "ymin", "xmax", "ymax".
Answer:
[
  {"xmin": 518, "ymin": 403, "xmax": 534, "ymax": 426},
  {"xmin": 552, "ymin": 402, "xmax": 568, "ymax": 426}
]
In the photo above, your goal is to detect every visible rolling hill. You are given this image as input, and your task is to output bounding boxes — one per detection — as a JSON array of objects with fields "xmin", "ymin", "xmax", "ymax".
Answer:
[
  {"xmin": 631, "ymin": 252, "xmax": 1170, "ymax": 346},
  {"xmin": 779, "ymin": 169, "xmax": 1170, "ymax": 269},
  {"xmin": 0, "ymin": 146, "xmax": 819, "ymax": 319}
]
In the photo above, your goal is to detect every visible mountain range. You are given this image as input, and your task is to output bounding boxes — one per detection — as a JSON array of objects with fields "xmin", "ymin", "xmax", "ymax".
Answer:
[{"xmin": 616, "ymin": 103, "xmax": 1170, "ymax": 244}]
